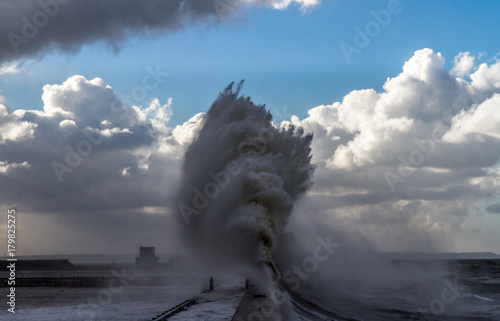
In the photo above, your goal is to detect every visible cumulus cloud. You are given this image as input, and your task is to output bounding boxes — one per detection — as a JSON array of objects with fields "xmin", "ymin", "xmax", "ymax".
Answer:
[
  {"xmin": 0, "ymin": 74, "xmax": 195, "ymax": 254},
  {"xmin": 284, "ymin": 48, "xmax": 500, "ymax": 252},
  {"xmin": 470, "ymin": 59, "xmax": 500, "ymax": 92},
  {"xmin": 444, "ymin": 94, "xmax": 500, "ymax": 142},
  {"xmin": 171, "ymin": 112, "xmax": 205, "ymax": 146},
  {"xmin": 0, "ymin": 0, "xmax": 320, "ymax": 64},
  {"xmin": 0, "ymin": 104, "xmax": 36, "ymax": 143},
  {"xmin": 140, "ymin": 98, "xmax": 173, "ymax": 135},
  {"xmin": 451, "ymin": 51, "xmax": 475, "ymax": 77},
  {"xmin": 1, "ymin": 48, "xmax": 500, "ymax": 255},
  {"xmin": 0, "ymin": 160, "xmax": 30, "ymax": 173}
]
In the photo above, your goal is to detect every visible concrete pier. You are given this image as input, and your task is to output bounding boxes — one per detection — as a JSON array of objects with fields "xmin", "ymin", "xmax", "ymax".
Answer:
[{"xmin": 231, "ymin": 284, "xmax": 282, "ymax": 321}]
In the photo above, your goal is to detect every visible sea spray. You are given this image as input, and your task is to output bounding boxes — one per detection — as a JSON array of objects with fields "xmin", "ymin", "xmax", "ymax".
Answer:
[{"xmin": 176, "ymin": 82, "xmax": 314, "ymax": 316}]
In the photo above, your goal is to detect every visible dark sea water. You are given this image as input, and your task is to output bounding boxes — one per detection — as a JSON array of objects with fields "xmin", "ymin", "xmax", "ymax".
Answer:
[
  {"xmin": 0, "ymin": 259, "xmax": 498, "ymax": 320},
  {"xmin": 288, "ymin": 259, "xmax": 500, "ymax": 321},
  {"xmin": 0, "ymin": 283, "xmax": 243, "ymax": 321}
]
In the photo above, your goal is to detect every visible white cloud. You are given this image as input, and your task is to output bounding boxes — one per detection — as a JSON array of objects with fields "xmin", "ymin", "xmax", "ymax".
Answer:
[
  {"xmin": 0, "ymin": 160, "xmax": 30, "ymax": 173},
  {"xmin": 0, "ymin": 62, "xmax": 21, "ymax": 76},
  {"xmin": 451, "ymin": 51, "xmax": 475, "ymax": 77},
  {"xmin": 172, "ymin": 112, "xmax": 205, "ymax": 146},
  {"xmin": 0, "ymin": 104, "xmax": 36, "ymax": 144},
  {"xmin": 59, "ymin": 119, "xmax": 77, "ymax": 129},
  {"xmin": 0, "ymin": 75, "xmax": 181, "ymax": 210},
  {"xmin": 471, "ymin": 59, "xmax": 500, "ymax": 91},
  {"xmin": 96, "ymin": 127, "xmax": 132, "ymax": 137},
  {"xmin": 444, "ymin": 93, "xmax": 500, "ymax": 142},
  {"xmin": 400, "ymin": 48, "xmax": 446, "ymax": 83},
  {"xmin": 263, "ymin": 0, "xmax": 321, "ymax": 10},
  {"xmin": 0, "ymin": 74, "xmax": 188, "ymax": 254},
  {"xmin": 137, "ymin": 97, "xmax": 173, "ymax": 135},
  {"xmin": 1, "ymin": 49, "xmax": 500, "ymax": 254},
  {"xmin": 283, "ymin": 48, "xmax": 500, "ymax": 252}
]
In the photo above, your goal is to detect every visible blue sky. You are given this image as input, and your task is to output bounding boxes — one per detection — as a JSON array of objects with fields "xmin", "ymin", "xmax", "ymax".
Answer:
[
  {"xmin": 3, "ymin": 0, "xmax": 500, "ymax": 125},
  {"xmin": 1, "ymin": 0, "xmax": 500, "ymax": 255}
]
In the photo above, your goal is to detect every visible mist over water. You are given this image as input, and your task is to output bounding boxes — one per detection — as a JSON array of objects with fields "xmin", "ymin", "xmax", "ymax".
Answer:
[
  {"xmin": 174, "ymin": 83, "xmax": 499, "ymax": 320},
  {"xmin": 175, "ymin": 82, "xmax": 314, "ymax": 287}
]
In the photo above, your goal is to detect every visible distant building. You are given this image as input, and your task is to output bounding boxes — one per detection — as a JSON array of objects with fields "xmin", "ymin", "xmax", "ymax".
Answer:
[{"xmin": 135, "ymin": 247, "xmax": 159, "ymax": 268}]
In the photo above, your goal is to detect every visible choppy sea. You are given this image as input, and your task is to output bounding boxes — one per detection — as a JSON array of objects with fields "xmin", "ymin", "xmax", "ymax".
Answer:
[{"xmin": 1, "ymin": 259, "xmax": 499, "ymax": 321}]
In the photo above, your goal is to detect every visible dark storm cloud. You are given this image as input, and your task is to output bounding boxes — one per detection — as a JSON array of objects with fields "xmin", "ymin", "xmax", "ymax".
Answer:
[
  {"xmin": 0, "ymin": 0, "xmax": 318, "ymax": 63},
  {"xmin": 486, "ymin": 203, "xmax": 500, "ymax": 214},
  {"xmin": 0, "ymin": 0, "xmax": 232, "ymax": 63}
]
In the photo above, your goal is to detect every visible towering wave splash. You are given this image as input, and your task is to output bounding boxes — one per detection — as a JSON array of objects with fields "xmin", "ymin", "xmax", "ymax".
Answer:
[{"xmin": 176, "ymin": 82, "xmax": 314, "ymax": 286}]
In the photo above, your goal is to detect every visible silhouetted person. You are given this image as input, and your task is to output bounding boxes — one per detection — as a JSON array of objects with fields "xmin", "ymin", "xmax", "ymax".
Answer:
[{"xmin": 209, "ymin": 277, "xmax": 214, "ymax": 292}]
